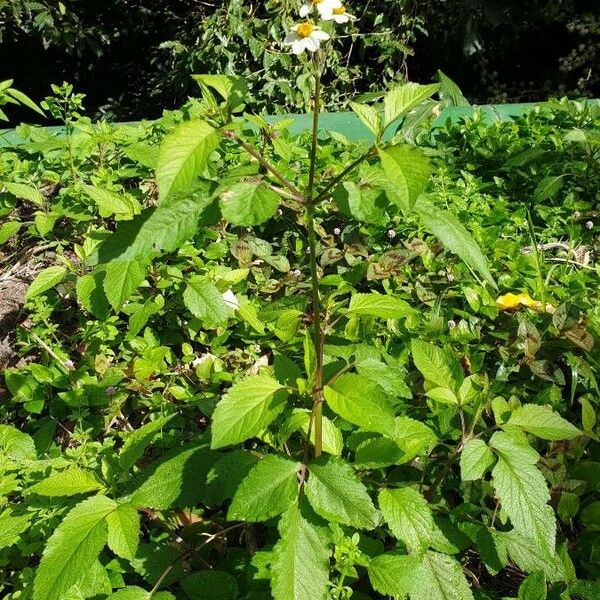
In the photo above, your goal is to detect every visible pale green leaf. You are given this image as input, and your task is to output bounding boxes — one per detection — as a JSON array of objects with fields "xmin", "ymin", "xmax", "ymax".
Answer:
[
  {"xmin": 411, "ymin": 339, "xmax": 463, "ymax": 393},
  {"xmin": 0, "ymin": 220, "xmax": 20, "ymax": 245},
  {"xmin": 0, "ymin": 424, "xmax": 36, "ymax": 461},
  {"xmin": 108, "ymin": 587, "xmax": 174, "ymax": 600},
  {"xmin": 211, "ymin": 375, "xmax": 288, "ymax": 449},
  {"xmin": 0, "ymin": 510, "xmax": 31, "ymax": 549},
  {"xmin": 368, "ymin": 553, "xmax": 421, "ymax": 597},
  {"xmin": 228, "ymin": 455, "xmax": 300, "ymax": 522},
  {"xmin": 379, "ymin": 145, "xmax": 432, "ymax": 211},
  {"xmin": 1, "ymin": 181, "xmax": 45, "ymax": 206},
  {"xmin": 156, "ymin": 120, "xmax": 220, "ymax": 201},
  {"xmin": 76, "ymin": 272, "xmax": 110, "ymax": 319},
  {"xmin": 81, "ymin": 185, "xmax": 140, "ymax": 219},
  {"xmin": 88, "ymin": 188, "xmax": 218, "ymax": 265},
  {"xmin": 26, "ymin": 266, "xmax": 68, "ymax": 301},
  {"xmin": 350, "ymin": 101, "xmax": 382, "ymax": 136},
  {"xmin": 183, "ymin": 276, "xmax": 229, "ymax": 327},
  {"xmin": 27, "ymin": 467, "xmax": 103, "ymax": 497},
  {"xmin": 220, "ymin": 182, "xmax": 280, "ymax": 226},
  {"xmin": 383, "ymin": 82, "xmax": 439, "ymax": 127},
  {"xmin": 33, "ymin": 495, "xmax": 117, "ymax": 600},
  {"xmin": 414, "ymin": 198, "xmax": 496, "ymax": 288},
  {"xmin": 348, "ymin": 292, "xmax": 414, "ymax": 319},
  {"xmin": 334, "ymin": 181, "xmax": 388, "ymax": 226},
  {"xmin": 500, "ymin": 531, "xmax": 565, "ymax": 582},
  {"xmin": 103, "ymin": 259, "xmax": 147, "ymax": 312},
  {"xmin": 107, "ymin": 503, "xmax": 140, "ymax": 561},
  {"xmin": 490, "ymin": 431, "xmax": 556, "ymax": 553},
  {"xmin": 118, "ymin": 414, "xmax": 175, "ymax": 471},
  {"xmin": 271, "ymin": 501, "xmax": 330, "ymax": 600},
  {"xmin": 305, "ymin": 457, "xmax": 379, "ymax": 530},
  {"xmin": 409, "ymin": 551, "xmax": 474, "ymax": 600},
  {"xmin": 324, "ymin": 373, "xmax": 395, "ymax": 436},
  {"xmin": 460, "ymin": 439, "xmax": 495, "ymax": 481},
  {"xmin": 379, "ymin": 487, "xmax": 435, "ymax": 553},
  {"xmin": 285, "ymin": 410, "xmax": 343, "ymax": 456},
  {"xmin": 506, "ymin": 404, "xmax": 581, "ymax": 441}
]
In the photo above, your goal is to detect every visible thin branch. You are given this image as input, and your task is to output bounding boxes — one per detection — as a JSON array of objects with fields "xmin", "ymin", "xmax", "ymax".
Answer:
[{"xmin": 224, "ymin": 130, "xmax": 306, "ymax": 202}]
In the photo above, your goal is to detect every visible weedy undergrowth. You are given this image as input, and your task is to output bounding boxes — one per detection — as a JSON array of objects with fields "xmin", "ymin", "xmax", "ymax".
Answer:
[{"xmin": 0, "ymin": 3, "xmax": 598, "ymax": 600}]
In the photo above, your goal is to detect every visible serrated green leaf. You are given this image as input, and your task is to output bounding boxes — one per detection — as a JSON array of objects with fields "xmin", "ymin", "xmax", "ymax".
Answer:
[
  {"xmin": 383, "ymin": 82, "xmax": 439, "ymax": 128},
  {"xmin": 211, "ymin": 375, "xmax": 288, "ymax": 449},
  {"xmin": 379, "ymin": 487, "xmax": 435, "ymax": 553},
  {"xmin": 0, "ymin": 510, "xmax": 31, "ymax": 549},
  {"xmin": 1, "ymin": 181, "xmax": 45, "ymax": 206},
  {"xmin": 183, "ymin": 276, "xmax": 229, "ymax": 327},
  {"xmin": 27, "ymin": 467, "xmax": 103, "ymax": 497},
  {"xmin": 271, "ymin": 501, "xmax": 330, "ymax": 600},
  {"xmin": 108, "ymin": 587, "xmax": 174, "ymax": 600},
  {"xmin": 409, "ymin": 551, "xmax": 474, "ymax": 600},
  {"xmin": 228, "ymin": 455, "xmax": 300, "ymax": 522},
  {"xmin": 350, "ymin": 101, "xmax": 382, "ymax": 136},
  {"xmin": 506, "ymin": 404, "xmax": 581, "ymax": 441},
  {"xmin": 348, "ymin": 292, "xmax": 414, "ymax": 319},
  {"xmin": 203, "ymin": 450, "xmax": 258, "ymax": 506},
  {"xmin": 103, "ymin": 259, "xmax": 147, "ymax": 312},
  {"xmin": 220, "ymin": 182, "xmax": 280, "ymax": 226},
  {"xmin": 107, "ymin": 503, "xmax": 140, "ymax": 561},
  {"xmin": 518, "ymin": 571, "xmax": 547, "ymax": 600},
  {"xmin": 324, "ymin": 373, "xmax": 395, "ymax": 436},
  {"xmin": 379, "ymin": 145, "xmax": 432, "ymax": 211},
  {"xmin": 118, "ymin": 414, "xmax": 175, "ymax": 471},
  {"xmin": 533, "ymin": 176, "xmax": 564, "ymax": 202},
  {"xmin": 76, "ymin": 272, "xmax": 110, "ymax": 320},
  {"xmin": 460, "ymin": 439, "xmax": 495, "ymax": 481},
  {"xmin": 500, "ymin": 531, "xmax": 565, "ymax": 581},
  {"xmin": 0, "ymin": 424, "xmax": 36, "ymax": 461},
  {"xmin": 81, "ymin": 185, "xmax": 140, "ymax": 219},
  {"xmin": 0, "ymin": 220, "xmax": 20, "ymax": 245},
  {"xmin": 88, "ymin": 187, "xmax": 218, "ymax": 265},
  {"xmin": 490, "ymin": 431, "xmax": 556, "ymax": 553},
  {"xmin": 156, "ymin": 120, "xmax": 220, "ymax": 201},
  {"xmin": 334, "ymin": 181, "xmax": 388, "ymax": 226},
  {"xmin": 26, "ymin": 266, "xmax": 68, "ymax": 301},
  {"xmin": 284, "ymin": 410, "xmax": 343, "ymax": 456},
  {"xmin": 33, "ymin": 495, "xmax": 117, "ymax": 600},
  {"xmin": 368, "ymin": 553, "xmax": 421, "ymax": 597},
  {"xmin": 414, "ymin": 198, "xmax": 496, "ymax": 288},
  {"xmin": 411, "ymin": 339, "xmax": 463, "ymax": 393},
  {"xmin": 306, "ymin": 457, "xmax": 379, "ymax": 530},
  {"xmin": 130, "ymin": 444, "xmax": 214, "ymax": 509}
]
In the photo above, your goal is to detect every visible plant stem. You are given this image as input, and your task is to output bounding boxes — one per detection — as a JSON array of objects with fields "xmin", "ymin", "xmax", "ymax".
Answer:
[
  {"xmin": 314, "ymin": 146, "xmax": 376, "ymax": 203},
  {"xmin": 307, "ymin": 55, "xmax": 324, "ymax": 458},
  {"xmin": 225, "ymin": 130, "xmax": 306, "ymax": 202}
]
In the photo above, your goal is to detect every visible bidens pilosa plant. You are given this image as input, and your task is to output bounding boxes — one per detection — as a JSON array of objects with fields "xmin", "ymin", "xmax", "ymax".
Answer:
[{"xmin": 2, "ymin": 4, "xmax": 597, "ymax": 600}]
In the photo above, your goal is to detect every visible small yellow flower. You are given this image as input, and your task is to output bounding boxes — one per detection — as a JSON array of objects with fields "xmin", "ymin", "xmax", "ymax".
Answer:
[
  {"xmin": 284, "ymin": 22, "xmax": 330, "ymax": 54},
  {"xmin": 496, "ymin": 292, "xmax": 554, "ymax": 313}
]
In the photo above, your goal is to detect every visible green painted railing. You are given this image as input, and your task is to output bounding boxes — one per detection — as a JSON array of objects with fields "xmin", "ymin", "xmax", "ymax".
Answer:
[{"xmin": 1, "ymin": 101, "xmax": 598, "ymax": 147}]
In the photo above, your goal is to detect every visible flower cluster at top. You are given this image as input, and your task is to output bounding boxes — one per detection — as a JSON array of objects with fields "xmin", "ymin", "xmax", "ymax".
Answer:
[{"xmin": 284, "ymin": 0, "xmax": 356, "ymax": 55}]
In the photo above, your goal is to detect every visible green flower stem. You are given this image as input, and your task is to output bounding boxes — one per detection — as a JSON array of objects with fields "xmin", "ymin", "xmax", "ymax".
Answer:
[{"xmin": 307, "ymin": 54, "xmax": 324, "ymax": 458}]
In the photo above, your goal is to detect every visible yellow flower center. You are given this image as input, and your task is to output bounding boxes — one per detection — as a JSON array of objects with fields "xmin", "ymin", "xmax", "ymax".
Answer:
[
  {"xmin": 296, "ymin": 22, "xmax": 315, "ymax": 38},
  {"xmin": 333, "ymin": 6, "xmax": 347, "ymax": 14}
]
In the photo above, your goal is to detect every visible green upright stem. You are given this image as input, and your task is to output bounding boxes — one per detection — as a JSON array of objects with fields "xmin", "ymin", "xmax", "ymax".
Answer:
[{"xmin": 307, "ymin": 56, "xmax": 324, "ymax": 458}]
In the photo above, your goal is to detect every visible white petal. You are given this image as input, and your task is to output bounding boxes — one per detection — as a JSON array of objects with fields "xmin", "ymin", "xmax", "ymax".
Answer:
[
  {"xmin": 311, "ymin": 29, "xmax": 330, "ymax": 41},
  {"xmin": 304, "ymin": 36, "xmax": 320, "ymax": 52},
  {"xmin": 299, "ymin": 4, "xmax": 311, "ymax": 17},
  {"xmin": 333, "ymin": 14, "xmax": 350, "ymax": 23},
  {"xmin": 284, "ymin": 32, "xmax": 300, "ymax": 44},
  {"xmin": 291, "ymin": 38, "xmax": 308, "ymax": 54},
  {"xmin": 222, "ymin": 289, "xmax": 239, "ymax": 310}
]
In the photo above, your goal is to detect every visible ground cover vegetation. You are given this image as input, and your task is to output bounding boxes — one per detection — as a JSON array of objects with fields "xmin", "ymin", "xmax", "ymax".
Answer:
[{"xmin": 0, "ymin": 3, "xmax": 599, "ymax": 599}]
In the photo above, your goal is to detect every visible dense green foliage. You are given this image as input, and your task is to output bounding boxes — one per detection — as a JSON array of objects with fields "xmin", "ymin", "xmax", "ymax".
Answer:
[
  {"xmin": 0, "ymin": 0, "xmax": 598, "ymax": 120},
  {"xmin": 0, "ymin": 69, "xmax": 598, "ymax": 600}
]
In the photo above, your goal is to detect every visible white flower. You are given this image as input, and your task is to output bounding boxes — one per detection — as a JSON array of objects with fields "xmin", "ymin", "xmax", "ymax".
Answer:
[
  {"xmin": 222, "ymin": 289, "xmax": 239, "ymax": 310},
  {"xmin": 299, "ymin": 0, "xmax": 342, "ymax": 18},
  {"xmin": 585, "ymin": 220, "xmax": 593, "ymax": 229},
  {"xmin": 284, "ymin": 22, "xmax": 330, "ymax": 54},
  {"xmin": 321, "ymin": 5, "xmax": 356, "ymax": 23}
]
